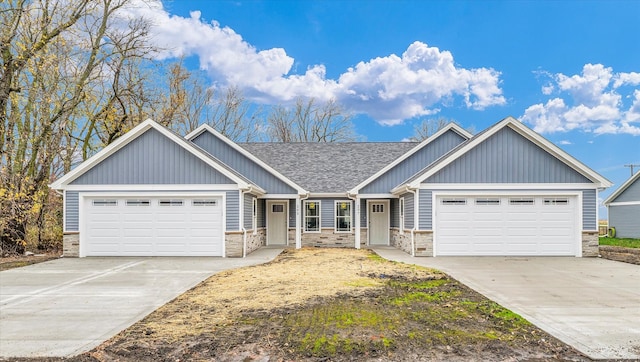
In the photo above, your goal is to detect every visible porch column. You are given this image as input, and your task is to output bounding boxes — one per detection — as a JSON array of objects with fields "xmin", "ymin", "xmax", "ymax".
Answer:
[
  {"xmin": 295, "ymin": 196, "xmax": 302, "ymax": 249},
  {"xmin": 354, "ymin": 196, "xmax": 361, "ymax": 249}
]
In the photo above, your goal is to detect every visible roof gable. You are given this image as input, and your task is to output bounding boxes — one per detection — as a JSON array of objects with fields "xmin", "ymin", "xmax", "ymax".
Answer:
[
  {"xmin": 400, "ymin": 117, "xmax": 612, "ymax": 189},
  {"xmin": 187, "ymin": 125, "xmax": 305, "ymax": 194},
  {"xmin": 50, "ymin": 119, "xmax": 255, "ymax": 189},
  {"xmin": 356, "ymin": 125, "xmax": 471, "ymax": 194},
  {"xmin": 604, "ymin": 171, "xmax": 640, "ymax": 204}
]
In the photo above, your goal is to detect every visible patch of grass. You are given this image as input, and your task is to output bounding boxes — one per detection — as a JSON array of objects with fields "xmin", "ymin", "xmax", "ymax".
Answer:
[
  {"xmin": 599, "ymin": 236, "xmax": 640, "ymax": 249},
  {"xmin": 366, "ymin": 252, "xmax": 387, "ymax": 263},
  {"xmin": 390, "ymin": 290, "xmax": 460, "ymax": 305},
  {"xmin": 389, "ymin": 278, "xmax": 448, "ymax": 289}
]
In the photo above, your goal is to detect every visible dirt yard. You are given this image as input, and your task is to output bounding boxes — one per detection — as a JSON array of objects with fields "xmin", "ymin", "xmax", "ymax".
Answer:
[
  {"xmin": 0, "ymin": 251, "xmax": 61, "ymax": 271},
  {"xmin": 8, "ymin": 248, "xmax": 589, "ymax": 361}
]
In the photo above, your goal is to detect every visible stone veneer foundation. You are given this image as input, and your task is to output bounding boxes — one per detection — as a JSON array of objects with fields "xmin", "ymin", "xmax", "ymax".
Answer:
[
  {"xmin": 581, "ymin": 231, "xmax": 599, "ymax": 257},
  {"xmin": 63, "ymin": 232, "xmax": 80, "ymax": 257},
  {"xmin": 391, "ymin": 229, "xmax": 433, "ymax": 256},
  {"xmin": 301, "ymin": 228, "xmax": 355, "ymax": 247}
]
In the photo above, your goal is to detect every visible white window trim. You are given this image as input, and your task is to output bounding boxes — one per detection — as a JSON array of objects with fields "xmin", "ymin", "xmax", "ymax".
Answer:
[
  {"xmin": 399, "ymin": 197, "xmax": 405, "ymax": 234},
  {"xmin": 334, "ymin": 200, "xmax": 352, "ymax": 233},
  {"xmin": 304, "ymin": 200, "xmax": 321, "ymax": 233},
  {"xmin": 252, "ymin": 197, "xmax": 258, "ymax": 234}
]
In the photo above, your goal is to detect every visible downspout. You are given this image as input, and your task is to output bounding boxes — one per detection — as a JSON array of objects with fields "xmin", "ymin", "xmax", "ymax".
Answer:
[{"xmin": 405, "ymin": 186, "xmax": 417, "ymax": 257}]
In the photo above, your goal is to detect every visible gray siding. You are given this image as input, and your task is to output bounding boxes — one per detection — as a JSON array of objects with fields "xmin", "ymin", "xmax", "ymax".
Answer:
[
  {"xmin": 613, "ymin": 177, "xmax": 640, "ymax": 202},
  {"xmin": 609, "ymin": 204, "xmax": 640, "ymax": 238},
  {"xmin": 65, "ymin": 191, "xmax": 79, "ymax": 231},
  {"xmin": 582, "ymin": 189, "xmax": 597, "ymax": 230},
  {"xmin": 362, "ymin": 130, "xmax": 467, "ymax": 193},
  {"xmin": 390, "ymin": 198, "xmax": 399, "ymax": 228},
  {"xmin": 226, "ymin": 190, "xmax": 240, "ymax": 230},
  {"xmin": 426, "ymin": 127, "xmax": 591, "ymax": 184},
  {"xmin": 360, "ymin": 200, "xmax": 367, "ymax": 226},
  {"xmin": 403, "ymin": 193, "xmax": 415, "ymax": 229},
  {"xmin": 192, "ymin": 132, "xmax": 297, "ymax": 194},
  {"xmin": 243, "ymin": 193, "xmax": 254, "ymax": 229},
  {"xmin": 418, "ymin": 189, "xmax": 432, "ymax": 229},
  {"xmin": 72, "ymin": 128, "xmax": 233, "ymax": 185}
]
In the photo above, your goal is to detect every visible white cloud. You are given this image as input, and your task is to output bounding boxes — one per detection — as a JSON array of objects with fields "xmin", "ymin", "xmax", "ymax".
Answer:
[
  {"xmin": 117, "ymin": 1, "xmax": 505, "ymax": 125},
  {"xmin": 558, "ymin": 140, "xmax": 572, "ymax": 145},
  {"xmin": 521, "ymin": 64, "xmax": 640, "ymax": 136}
]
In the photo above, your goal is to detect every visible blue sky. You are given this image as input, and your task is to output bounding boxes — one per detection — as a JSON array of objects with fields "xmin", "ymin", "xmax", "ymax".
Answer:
[{"xmin": 130, "ymin": 0, "xmax": 640, "ymax": 212}]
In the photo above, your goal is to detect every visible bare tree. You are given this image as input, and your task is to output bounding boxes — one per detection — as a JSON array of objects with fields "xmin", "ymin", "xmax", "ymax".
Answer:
[
  {"xmin": 409, "ymin": 117, "xmax": 474, "ymax": 141},
  {"xmin": 267, "ymin": 98, "xmax": 357, "ymax": 142}
]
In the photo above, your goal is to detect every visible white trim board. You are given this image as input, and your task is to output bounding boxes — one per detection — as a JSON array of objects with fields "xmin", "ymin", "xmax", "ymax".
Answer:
[
  {"xmin": 419, "ymin": 183, "xmax": 599, "ymax": 190},
  {"xmin": 607, "ymin": 201, "xmax": 640, "ymax": 206},
  {"xmin": 186, "ymin": 123, "xmax": 307, "ymax": 194},
  {"xmin": 63, "ymin": 184, "xmax": 240, "ymax": 191}
]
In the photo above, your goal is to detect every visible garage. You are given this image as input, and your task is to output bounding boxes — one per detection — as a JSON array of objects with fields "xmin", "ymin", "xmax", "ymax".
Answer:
[
  {"xmin": 435, "ymin": 194, "xmax": 578, "ymax": 256},
  {"xmin": 82, "ymin": 195, "xmax": 224, "ymax": 256}
]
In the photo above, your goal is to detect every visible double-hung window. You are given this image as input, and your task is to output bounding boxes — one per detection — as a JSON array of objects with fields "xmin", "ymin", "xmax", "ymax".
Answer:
[
  {"xmin": 335, "ymin": 201, "xmax": 352, "ymax": 232},
  {"xmin": 304, "ymin": 200, "xmax": 320, "ymax": 232}
]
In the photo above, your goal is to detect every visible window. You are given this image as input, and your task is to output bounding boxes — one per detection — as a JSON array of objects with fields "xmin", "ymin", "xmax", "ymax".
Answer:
[
  {"xmin": 372, "ymin": 204, "xmax": 385, "ymax": 213},
  {"xmin": 272, "ymin": 204, "xmax": 284, "ymax": 212},
  {"xmin": 441, "ymin": 198, "xmax": 466, "ymax": 205},
  {"xmin": 475, "ymin": 198, "xmax": 500, "ymax": 205},
  {"xmin": 544, "ymin": 198, "xmax": 569, "ymax": 205},
  {"xmin": 192, "ymin": 199, "xmax": 217, "ymax": 206},
  {"xmin": 399, "ymin": 197, "xmax": 405, "ymax": 232},
  {"xmin": 159, "ymin": 199, "xmax": 183, "ymax": 206},
  {"xmin": 252, "ymin": 198, "xmax": 258, "ymax": 232},
  {"xmin": 304, "ymin": 200, "xmax": 320, "ymax": 232},
  {"xmin": 126, "ymin": 199, "xmax": 149, "ymax": 206},
  {"xmin": 509, "ymin": 198, "xmax": 534, "ymax": 206},
  {"xmin": 93, "ymin": 199, "xmax": 117, "ymax": 206},
  {"xmin": 335, "ymin": 201, "xmax": 351, "ymax": 232}
]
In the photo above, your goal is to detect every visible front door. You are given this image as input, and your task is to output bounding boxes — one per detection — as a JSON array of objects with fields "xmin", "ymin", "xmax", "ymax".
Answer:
[
  {"xmin": 369, "ymin": 201, "xmax": 389, "ymax": 245},
  {"xmin": 267, "ymin": 201, "xmax": 287, "ymax": 245}
]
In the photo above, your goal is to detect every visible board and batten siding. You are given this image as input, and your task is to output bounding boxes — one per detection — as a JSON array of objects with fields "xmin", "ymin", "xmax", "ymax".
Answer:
[
  {"xmin": 65, "ymin": 191, "xmax": 79, "ymax": 231},
  {"xmin": 609, "ymin": 205, "xmax": 640, "ymax": 238},
  {"xmin": 361, "ymin": 130, "xmax": 467, "ymax": 193},
  {"xmin": 192, "ymin": 132, "xmax": 297, "ymax": 194},
  {"xmin": 425, "ymin": 127, "xmax": 591, "ymax": 184},
  {"xmin": 71, "ymin": 128, "xmax": 233, "ymax": 185},
  {"xmin": 611, "ymin": 177, "xmax": 640, "ymax": 202}
]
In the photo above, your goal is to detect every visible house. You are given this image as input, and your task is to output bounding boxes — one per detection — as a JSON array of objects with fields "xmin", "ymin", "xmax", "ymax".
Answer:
[
  {"xmin": 49, "ymin": 116, "xmax": 612, "ymax": 258},
  {"xmin": 604, "ymin": 171, "xmax": 640, "ymax": 238}
]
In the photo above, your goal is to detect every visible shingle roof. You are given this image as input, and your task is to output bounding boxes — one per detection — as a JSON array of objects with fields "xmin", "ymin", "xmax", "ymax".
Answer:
[{"xmin": 239, "ymin": 142, "xmax": 417, "ymax": 193}]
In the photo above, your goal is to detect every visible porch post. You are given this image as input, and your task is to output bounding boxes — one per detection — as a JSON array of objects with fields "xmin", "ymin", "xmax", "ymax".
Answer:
[
  {"xmin": 354, "ymin": 196, "xmax": 361, "ymax": 249},
  {"xmin": 295, "ymin": 196, "xmax": 302, "ymax": 249}
]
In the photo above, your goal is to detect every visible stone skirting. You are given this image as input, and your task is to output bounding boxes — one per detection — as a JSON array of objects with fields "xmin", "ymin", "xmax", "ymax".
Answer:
[
  {"xmin": 225, "ymin": 232, "xmax": 243, "ymax": 257},
  {"xmin": 301, "ymin": 228, "xmax": 355, "ymax": 247},
  {"xmin": 599, "ymin": 245, "xmax": 640, "ymax": 265},
  {"xmin": 63, "ymin": 232, "xmax": 79, "ymax": 257},
  {"xmin": 391, "ymin": 228, "xmax": 412, "ymax": 255},
  {"xmin": 414, "ymin": 231, "xmax": 433, "ymax": 257},
  {"xmin": 581, "ymin": 231, "xmax": 599, "ymax": 257},
  {"xmin": 246, "ymin": 229, "xmax": 266, "ymax": 255}
]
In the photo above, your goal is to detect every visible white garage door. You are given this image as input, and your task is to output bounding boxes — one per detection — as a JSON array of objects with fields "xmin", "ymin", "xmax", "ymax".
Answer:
[
  {"xmin": 83, "ymin": 196, "xmax": 223, "ymax": 256},
  {"xmin": 435, "ymin": 195, "xmax": 578, "ymax": 256}
]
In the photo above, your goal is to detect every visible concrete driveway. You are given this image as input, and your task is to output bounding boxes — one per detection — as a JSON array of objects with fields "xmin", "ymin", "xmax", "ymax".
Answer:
[
  {"xmin": 374, "ymin": 247, "xmax": 640, "ymax": 360},
  {"xmin": 0, "ymin": 248, "xmax": 282, "ymax": 358}
]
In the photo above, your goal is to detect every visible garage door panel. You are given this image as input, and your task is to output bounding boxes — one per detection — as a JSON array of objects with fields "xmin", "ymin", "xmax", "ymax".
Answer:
[
  {"xmin": 436, "ymin": 195, "xmax": 577, "ymax": 256},
  {"xmin": 84, "ymin": 196, "xmax": 224, "ymax": 256}
]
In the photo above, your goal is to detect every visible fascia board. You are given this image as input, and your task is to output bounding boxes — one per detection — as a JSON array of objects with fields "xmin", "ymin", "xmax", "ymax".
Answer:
[{"xmin": 603, "ymin": 171, "xmax": 640, "ymax": 205}]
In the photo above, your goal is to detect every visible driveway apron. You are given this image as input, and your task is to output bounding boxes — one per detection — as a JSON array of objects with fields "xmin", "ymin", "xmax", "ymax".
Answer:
[
  {"xmin": 373, "ymin": 247, "xmax": 640, "ymax": 360},
  {"xmin": 0, "ymin": 248, "xmax": 283, "ymax": 357}
]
